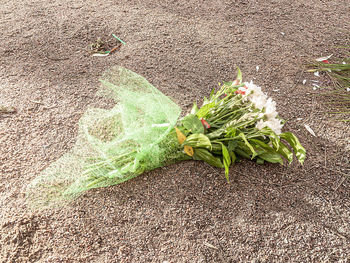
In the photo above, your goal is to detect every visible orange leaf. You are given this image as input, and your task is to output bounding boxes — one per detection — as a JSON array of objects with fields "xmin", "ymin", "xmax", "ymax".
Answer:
[
  {"xmin": 175, "ymin": 127, "xmax": 194, "ymax": 156},
  {"xmin": 184, "ymin": 145, "xmax": 194, "ymax": 157},
  {"xmin": 175, "ymin": 127, "xmax": 186, "ymax": 144}
]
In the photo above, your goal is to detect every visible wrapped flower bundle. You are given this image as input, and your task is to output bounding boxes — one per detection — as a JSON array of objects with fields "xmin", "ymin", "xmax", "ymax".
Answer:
[
  {"xmin": 177, "ymin": 72, "xmax": 306, "ymax": 181},
  {"xmin": 27, "ymin": 67, "xmax": 305, "ymax": 207}
]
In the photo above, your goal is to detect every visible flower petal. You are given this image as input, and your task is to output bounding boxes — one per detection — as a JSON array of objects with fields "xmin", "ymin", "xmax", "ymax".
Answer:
[
  {"xmin": 304, "ymin": 124, "xmax": 316, "ymax": 137},
  {"xmin": 316, "ymin": 54, "xmax": 332, "ymax": 62},
  {"xmin": 200, "ymin": 118, "xmax": 211, "ymax": 129}
]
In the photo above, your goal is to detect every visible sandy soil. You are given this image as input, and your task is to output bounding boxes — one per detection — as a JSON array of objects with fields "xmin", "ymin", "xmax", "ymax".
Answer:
[{"xmin": 1, "ymin": 0, "xmax": 350, "ymax": 262}]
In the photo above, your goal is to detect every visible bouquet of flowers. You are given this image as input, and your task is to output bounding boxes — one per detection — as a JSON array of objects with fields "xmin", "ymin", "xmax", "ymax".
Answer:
[{"xmin": 27, "ymin": 66, "xmax": 305, "ymax": 208}]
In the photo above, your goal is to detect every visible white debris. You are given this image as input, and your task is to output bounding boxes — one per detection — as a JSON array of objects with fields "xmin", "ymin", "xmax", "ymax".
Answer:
[
  {"xmin": 314, "ymin": 71, "xmax": 320, "ymax": 77},
  {"xmin": 304, "ymin": 124, "xmax": 316, "ymax": 137},
  {"xmin": 316, "ymin": 54, "xmax": 333, "ymax": 62},
  {"xmin": 296, "ymin": 118, "xmax": 303, "ymax": 121},
  {"xmin": 92, "ymin": 53, "xmax": 109, "ymax": 57},
  {"xmin": 302, "ymin": 79, "xmax": 307, "ymax": 85},
  {"xmin": 281, "ymin": 32, "xmax": 285, "ymax": 35},
  {"xmin": 256, "ymin": 65, "xmax": 260, "ymax": 72},
  {"xmin": 203, "ymin": 242, "xmax": 218, "ymax": 250}
]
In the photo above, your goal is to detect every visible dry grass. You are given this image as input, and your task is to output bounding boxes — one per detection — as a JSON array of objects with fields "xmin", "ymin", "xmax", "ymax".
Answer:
[{"xmin": 308, "ymin": 50, "xmax": 350, "ymax": 121}]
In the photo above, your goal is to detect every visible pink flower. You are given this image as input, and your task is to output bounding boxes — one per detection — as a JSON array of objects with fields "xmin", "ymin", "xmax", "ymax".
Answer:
[
  {"xmin": 235, "ymin": 90, "xmax": 246, "ymax": 95},
  {"xmin": 201, "ymin": 118, "xmax": 211, "ymax": 129},
  {"xmin": 232, "ymin": 79, "xmax": 240, "ymax": 86},
  {"xmin": 316, "ymin": 55, "xmax": 332, "ymax": 64}
]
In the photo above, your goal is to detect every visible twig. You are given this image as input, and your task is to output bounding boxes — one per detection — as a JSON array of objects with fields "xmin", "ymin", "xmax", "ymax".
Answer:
[
  {"xmin": 211, "ymin": 233, "xmax": 230, "ymax": 263},
  {"xmin": 323, "ymin": 224, "xmax": 350, "ymax": 241},
  {"xmin": 29, "ymin": 100, "xmax": 44, "ymax": 105},
  {"xmin": 291, "ymin": 70, "xmax": 304, "ymax": 89},
  {"xmin": 109, "ymin": 45, "xmax": 122, "ymax": 55},
  {"xmin": 46, "ymin": 56, "xmax": 69, "ymax": 61},
  {"xmin": 324, "ymin": 167, "xmax": 350, "ymax": 178},
  {"xmin": 204, "ymin": 162, "xmax": 222, "ymax": 178},
  {"xmin": 70, "ymin": 5, "xmax": 83, "ymax": 9},
  {"xmin": 329, "ymin": 200, "xmax": 347, "ymax": 227},
  {"xmin": 0, "ymin": 106, "xmax": 16, "ymax": 114},
  {"xmin": 324, "ymin": 166, "xmax": 350, "ymax": 191},
  {"xmin": 42, "ymin": 105, "xmax": 57, "ymax": 110},
  {"xmin": 334, "ymin": 177, "xmax": 348, "ymax": 191},
  {"xmin": 324, "ymin": 134, "xmax": 328, "ymax": 169},
  {"xmin": 112, "ymin": 34, "xmax": 126, "ymax": 45},
  {"xmin": 203, "ymin": 242, "xmax": 218, "ymax": 250}
]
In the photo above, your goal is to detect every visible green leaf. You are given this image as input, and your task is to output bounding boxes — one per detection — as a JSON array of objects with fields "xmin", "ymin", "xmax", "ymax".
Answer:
[
  {"xmin": 211, "ymin": 143, "xmax": 222, "ymax": 154},
  {"xmin": 230, "ymin": 151, "xmax": 236, "ymax": 163},
  {"xmin": 238, "ymin": 133, "xmax": 257, "ymax": 159},
  {"xmin": 260, "ymin": 127, "xmax": 280, "ymax": 150},
  {"xmin": 228, "ymin": 140, "xmax": 238, "ymax": 152},
  {"xmin": 196, "ymin": 102, "xmax": 215, "ymax": 119},
  {"xmin": 203, "ymin": 96, "xmax": 209, "ymax": 105},
  {"xmin": 223, "ymin": 81, "xmax": 233, "ymax": 86},
  {"xmin": 236, "ymin": 67, "xmax": 242, "ymax": 83},
  {"xmin": 181, "ymin": 114, "xmax": 204, "ymax": 134},
  {"xmin": 183, "ymin": 133, "xmax": 212, "ymax": 150},
  {"xmin": 280, "ymin": 132, "xmax": 306, "ymax": 165},
  {"xmin": 250, "ymin": 139, "xmax": 283, "ymax": 164},
  {"xmin": 226, "ymin": 127, "xmax": 237, "ymax": 137},
  {"xmin": 193, "ymin": 148, "xmax": 224, "ymax": 168},
  {"xmin": 234, "ymin": 148, "xmax": 251, "ymax": 159},
  {"xmin": 209, "ymin": 88, "xmax": 216, "ymax": 99},
  {"xmin": 190, "ymin": 102, "xmax": 199, "ymax": 115},
  {"xmin": 256, "ymin": 158, "xmax": 264, "ymax": 164},
  {"xmin": 258, "ymin": 152, "xmax": 283, "ymax": 164},
  {"xmin": 275, "ymin": 141, "xmax": 293, "ymax": 164},
  {"xmin": 269, "ymin": 131, "xmax": 280, "ymax": 151},
  {"xmin": 207, "ymin": 128, "xmax": 225, "ymax": 139},
  {"xmin": 221, "ymin": 144, "xmax": 231, "ymax": 182},
  {"xmin": 250, "ymin": 139, "xmax": 278, "ymax": 155}
]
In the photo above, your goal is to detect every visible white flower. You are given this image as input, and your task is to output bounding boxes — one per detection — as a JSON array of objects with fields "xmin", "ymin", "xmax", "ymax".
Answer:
[
  {"xmin": 245, "ymin": 81, "xmax": 264, "ymax": 97},
  {"xmin": 241, "ymin": 81, "xmax": 279, "ymax": 119},
  {"xmin": 258, "ymin": 112, "xmax": 264, "ymax": 119},
  {"xmin": 255, "ymin": 118, "xmax": 283, "ymax": 135},
  {"xmin": 264, "ymin": 98, "xmax": 278, "ymax": 119},
  {"xmin": 256, "ymin": 119, "xmax": 267, "ymax": 130},
  {"xmin": 241, "ymin": 80, "xmax": 283, "ymax": 134},
  {"xmin": 251, "ymin": 95, "xmax": 267, "ymax": 110},
  {"xmin": 266, "ymin": 118, "xmax": 283, "ymax": 135},
  {"xmin": 240, "ymin": 112, "xmax": 258, "ymax": 121},
  {"xmin": 243, "ymin": 81, "xmax": 268, "ymax": 109}
]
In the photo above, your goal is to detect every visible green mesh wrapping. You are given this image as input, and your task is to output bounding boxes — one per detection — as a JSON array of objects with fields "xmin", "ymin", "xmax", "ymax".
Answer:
[{"xmin": 27, "ymin": 67, "xmax": 187, "ymax": 208}]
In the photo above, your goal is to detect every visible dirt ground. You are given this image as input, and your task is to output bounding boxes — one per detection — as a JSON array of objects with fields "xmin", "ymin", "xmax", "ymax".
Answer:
[{"xmin": 1, "ymin": 0, "xmax": 350, "ymax": 262}]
